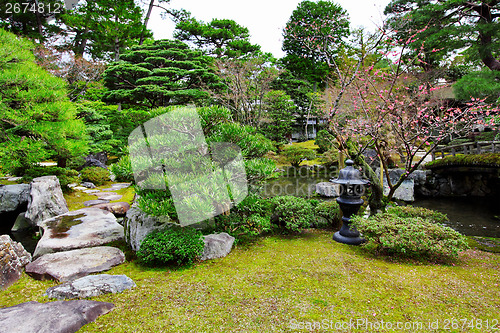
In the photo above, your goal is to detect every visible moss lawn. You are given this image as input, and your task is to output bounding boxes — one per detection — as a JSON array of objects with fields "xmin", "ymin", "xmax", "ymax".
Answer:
[{"xmin": 1, "ymin": 230, "xmax": 500, "ymax": 332}]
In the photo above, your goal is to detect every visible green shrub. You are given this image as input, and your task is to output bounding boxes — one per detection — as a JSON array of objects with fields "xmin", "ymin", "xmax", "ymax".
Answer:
[
  {"xmin": 138, "ymin": 226, "xmax": 204, "ymax": 266},
  {"xmin": 319, "ymin": 148, "xmax": 339, "ymax": 167},
  {"xmin": 135, "ymin": 188, "xmax": 178, "ymax": 221},
  {"xmin": 215, "ymin": 213, "xmax": 271, "ymax": 237},
  {"xmin": 315, "ymin": 130, "xmax": 335, "ymax": 153},
  {"xmin": 315, "ymin": 200, "xmax": 342, "ymax": 228},
  {"xmin": 80, "ymin": 166, "xmax": 110, "ymax": 185},
  {"xmin": 110, "ymin": 155, "xmax": 134, "ymax": 182},
  {"xmin": 271, "ymin": 196, "xmax": 314, "ymax": 232},
  {"xmin": 385, "ymin": 206, "xmax": 448, "ymax": 224},
  {"xmin": 21, "ymin": 167, "xmax": 79, "ymax": 192},
  {"xmin": 281, "ymin": 146, "xmax": 316, "ymax": 168},
  {"xmin": 351, "ymin": 213, "xmax": 469, "ymax": 261}
]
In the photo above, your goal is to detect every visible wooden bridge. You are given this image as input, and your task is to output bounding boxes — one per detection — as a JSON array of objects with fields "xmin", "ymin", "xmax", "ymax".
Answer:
[{"xmin": 431, "ymin": 141, "xmax": 500, "ymax": 160}]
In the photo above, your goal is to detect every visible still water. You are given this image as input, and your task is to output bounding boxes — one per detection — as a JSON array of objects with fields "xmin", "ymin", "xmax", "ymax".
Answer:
[
  {"xmin": 413, "ymin": 196, "xmax": 500, "ymax": 238},
  {"xmin": 261, "ymin": 171, "xmax": 500, "ymax": 238}
]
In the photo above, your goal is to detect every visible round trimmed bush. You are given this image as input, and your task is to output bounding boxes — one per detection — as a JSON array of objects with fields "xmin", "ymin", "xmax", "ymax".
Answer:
[
  {"xmin": 271, "ymin": 196, "xmax": 314, "ymax": 232},
  {"xmin": 138, "ymin": 226, "xmax": 204, "ymax": 266},
  {"xmin": 80, "ymin": 166, "xmax": 110, "ymax": 185},
  {"xmin": 315, "ymin": 200, "xmax": 342, "ymax": 228},
  {"xmin": 351, "ymin": 212, "xmax": 469, "ymax": 261}
]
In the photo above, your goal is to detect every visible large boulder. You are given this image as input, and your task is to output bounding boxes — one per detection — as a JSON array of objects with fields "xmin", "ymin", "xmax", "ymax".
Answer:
[
  {"xmin": 200, "ymin": 233, "xmax": 235, "ymax": 261},
  {"xmin": 82, "ymin": 152, "xmax": 108, "ymax": 169},
  {"xmin": 0, "ymin": 184, "xmax": 30, "ymax": 213},
  {"xmin": 25, "ymin": 246, "xmax": 125, "ymax": 282},
  {"xmin": 124, "ymin": 205, "xmax": 174, "ymax": 251},
  {"xmin": 33, "ymin": 208, "xmax": 124, "ymax": 258},
  {"xmin": 0, "ymin": 300, "xmax": 114, "ymax": 333},
  {"xmin": 25, "ymin": 176, "xmax": 69, "ymax": 226},
  {"xmin": 0, "ymin": 235, "xmax": 31, "ymax": 289},
  {"xmin": 315, "ymin": 182, "xmax": 339, "ymax": 197},
  {"xmin": 46, "ymin": 274, "xmax": 136, "ymax": 300},
  {"xmin": 91, "ymin": 202, "xmax": 130, "ymax": 217},
  {"xmin": 383, "ymin": 179, "xmax": 415, "ymax": 202}
]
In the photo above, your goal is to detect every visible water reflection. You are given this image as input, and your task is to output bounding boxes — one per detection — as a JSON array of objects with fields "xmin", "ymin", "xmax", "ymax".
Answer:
[{"xmin": 413, "ymin": 197, "xmax": 500, "ymax": 237}]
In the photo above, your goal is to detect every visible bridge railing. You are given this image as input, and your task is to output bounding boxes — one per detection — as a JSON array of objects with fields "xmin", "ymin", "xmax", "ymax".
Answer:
[{"xmin": 431, "ymin": 141, "xmax": 500, "ymax": 161}]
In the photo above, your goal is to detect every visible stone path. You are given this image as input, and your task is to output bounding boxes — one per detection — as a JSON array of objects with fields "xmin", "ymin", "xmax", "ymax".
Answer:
[{"xmin": 28, "ymin": 182, "xmax": 133, "ymax": 281}]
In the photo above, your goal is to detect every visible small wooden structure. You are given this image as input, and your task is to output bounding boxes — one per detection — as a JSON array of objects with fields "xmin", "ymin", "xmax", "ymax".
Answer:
[{"xmin": 432, "ymin": 141, "xmax": 500, "ymax": 160}]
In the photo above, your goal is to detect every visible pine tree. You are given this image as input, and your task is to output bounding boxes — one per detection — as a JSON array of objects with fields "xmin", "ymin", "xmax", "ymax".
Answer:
[{"xmin": 0, "ymin": 29, "xmax": 88, "ymax": 174}]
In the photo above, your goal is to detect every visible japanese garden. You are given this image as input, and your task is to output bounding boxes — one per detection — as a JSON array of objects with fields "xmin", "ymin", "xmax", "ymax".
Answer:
[{"xmin": 0, "ymin": 0, "xmax": 499, "ymax": 332}]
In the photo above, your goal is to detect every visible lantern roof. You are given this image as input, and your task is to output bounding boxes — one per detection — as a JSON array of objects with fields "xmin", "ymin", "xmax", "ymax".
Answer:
[{"xmin": 331, "ymin": 159, "xmax": 369, "ymax": 185}]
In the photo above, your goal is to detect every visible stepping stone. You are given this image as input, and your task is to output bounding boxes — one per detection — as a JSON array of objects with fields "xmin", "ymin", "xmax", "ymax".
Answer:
[
  {"xmin": 73, "ymin": 186, "xmax": 88, "ymax": 191},
  {"xmin": 7, "ymin": 177, "xmax": 22, "ymax": 182},
  {"xmin": 98, "ymin": 194, "xmax": 122, "ymax": 201},
  {"xmin": 91, "ymin": 202, "xmax": 130, "ymax": 216},
  {"xmin": 94, "ymin": 192, "xmax": 123, "ymax": 201},
  {"xmin": 0, "ymin": 300, "xmax": 114, "ymax": 333},
  {"xmin": 84, "ymin": 199, "xmax": 109, "ymax": 206},
  {"xmin": 26, "ymin": 246, "xmax": 125, "ymax": 282},
  {"xmin": 33, "ymin": 208, "xmax": 124, "ymax": 258},
  {"xmin": 94, "ymin": 192, "xmax": 117, "ymax": 197},
  {"xmin": 83, "ymin": 189, "xmax": 100, "ymax": 194},
  {"xmin": 46, "ymin": 274, "xmax": 136, "ymax": 300}
]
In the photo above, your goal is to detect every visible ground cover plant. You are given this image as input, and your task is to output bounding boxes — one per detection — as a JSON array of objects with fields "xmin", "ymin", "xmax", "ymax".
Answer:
[{"xmin": 1, "ymin": 230, "xmax": 499, "ymax": 332}]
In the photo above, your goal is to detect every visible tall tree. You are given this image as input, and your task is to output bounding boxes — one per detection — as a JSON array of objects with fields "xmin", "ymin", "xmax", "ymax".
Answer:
[
  {"xmin": 384, "ymin": 0, "xmax": 500, "ymax": 71},
  {"xmin": 0, "ymin": 0, "xmax": 64, "ymax": 41},
  {"xmin": 281, "ymin": 0, "xmax": 350, "ymax": 87},
  {"xmin": 102, "ymin": 39, "xmax": 220, "ymax": 108},
  {"xmin": 174, "ymin": 16, "xmax": 260, "ymax": 58},
  {"xmin": 0, "ymin": 29, "xmax": 88, "ymax": 173},
  {"xmin": 61, "ymin": 0, "xmax": 148, "ymax": 60},
  {"xmin": 261, "ymin": 90, "xmax": 296, "ymax": 143},
  {"xmin": 208, "ymin": 53, "xmax": 280, "ymax": 126}
]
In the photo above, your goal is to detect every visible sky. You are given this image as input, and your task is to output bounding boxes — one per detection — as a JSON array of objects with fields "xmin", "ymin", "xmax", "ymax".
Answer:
[{"xmin": 148, "ymin": 0, "xmax": 392, "ymax": 59}]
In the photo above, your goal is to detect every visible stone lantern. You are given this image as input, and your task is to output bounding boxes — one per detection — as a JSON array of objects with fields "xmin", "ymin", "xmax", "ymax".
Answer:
[{"xmin": 330, "ymin": 159, "xmax": 369, "ymax": 245}]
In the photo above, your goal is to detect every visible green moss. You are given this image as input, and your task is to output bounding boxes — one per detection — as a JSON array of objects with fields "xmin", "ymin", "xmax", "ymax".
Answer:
[
  {"xmin": 426, "ymin": 153, "xmax": 500, "ymax": 169},
  {"xmin": 468, "ymin": 236, "xmax": 500, "ymax": 253},
  {"xmin": 2, "ymin": 230, "xmax": 500, "ymax": 332},
  {"xmin": 292, "ymin": 140, "xmax": 320, "ymax": 150},
  {"xmin": 63, "ymin": 191, "xmax": 96, "ymax": 211},
  {"xmin": 111, "ymin": 186, "xmax": 135, "ymax": 204}
]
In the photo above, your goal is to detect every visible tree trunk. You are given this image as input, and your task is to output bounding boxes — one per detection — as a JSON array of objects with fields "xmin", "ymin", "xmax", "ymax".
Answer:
[
  {"xmin": 139, "ymin": 0, "xmax": 155, "ymax": 45},
  {"xmin": 57, "ymin": 157, "xmax": 67, "ymax": 168},
  {"xmin": 477, "ymin": 4, "xmax": 500, "ymax": 71}
]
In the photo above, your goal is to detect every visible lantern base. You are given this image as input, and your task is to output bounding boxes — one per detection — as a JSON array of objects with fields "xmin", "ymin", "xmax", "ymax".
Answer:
[{"xmin": 332, "ymin": 231, "xmax": 365, "ymax": 245}]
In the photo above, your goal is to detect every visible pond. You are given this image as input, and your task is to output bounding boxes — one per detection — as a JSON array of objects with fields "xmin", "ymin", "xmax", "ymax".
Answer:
[
  {"xmin": 413, "ymin": 196, "xmax": 500, "ymax": 238},
  {"xmin": 260, "ymin": 170, "xmax": 500, "ymax": 238}
]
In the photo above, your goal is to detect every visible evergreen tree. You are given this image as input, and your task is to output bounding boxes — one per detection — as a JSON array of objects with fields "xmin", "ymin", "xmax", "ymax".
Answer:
[
  {"xmin": 102, "ymin": 39, "xmax": 220, "ymax": 108},
  {"xmin": 174, "ymin": 16, "xmax": 260, "ymax": 58},
  {"xmin": 61, "ymin": 0, "xmax": 148, "ymax": 60},
  {"xmin": 0, "ymin": 29, "xmax": 88, "ymax": 174}
]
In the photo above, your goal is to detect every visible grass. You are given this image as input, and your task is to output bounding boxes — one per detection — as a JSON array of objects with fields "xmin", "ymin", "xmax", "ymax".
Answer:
[
  {"xmin": 292, "ymin": 140, "xmax": 320, "ymax": 151},
  {"xmin": 1, "ymin": 230, "xmax": 500, "ymax": 332},
  {"xmin": 64, "ymin": 182, "xmax": 136, "ymax": 211}
]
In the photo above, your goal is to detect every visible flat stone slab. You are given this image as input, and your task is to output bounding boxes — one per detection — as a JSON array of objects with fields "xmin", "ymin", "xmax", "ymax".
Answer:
[
  {"xmin": 33, "ymin": 208, "xmax": 124, "ymax": 258},
  {"xmin": 46, "ymin": 274, "xmax": 136, "ymax": 300},
  {"xmin": 94, "ymin": 192, "xmax": 117, "ymax": 197},
  {"xmin": 83, "ymin": 199, "xmax": 109, "ymax": 207},
  {"xmin": 72, "ymin": 186, "xmax": 88, "ymax": 191},
  {"xmin": 97, "ymin": 194, "xmax": 122, "ymax": 201},
  {"xmin": 83, "ymin": 189, "xmax": 100, "ymax": 194},
  {"xmin": 26, "ymin": 246, "xmax": 125, "ymax": 282},
  {"xmin": 0, "ymin": 300, "xmax": 114, "ymax": 333}
]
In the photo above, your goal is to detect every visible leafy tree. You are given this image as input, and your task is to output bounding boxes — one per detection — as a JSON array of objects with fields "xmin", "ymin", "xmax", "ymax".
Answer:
[
  {"xmin": 0, "ymin": 0, "xmax": 64, "ymax": 41},
  {"xmin": 281, "ymin": 146, "xmax": 316, "ymax": 168},
  {"xmin": 174, "ymin": 16, "xmax": 260, "ymax": 58},
  {"xmin": 0, "ymin": 29, "xmax": 88, "ymax": 174},
  {"xmin": 281, "ymin": 0, "xmax": 350, "ymax": 87},
  {"xmin": 209, "ymin": 53, "xmax": 280, "ymax": 126},
  {"xmin": 453, "ymin": 69, "xmax": 500, "ymax": 103},
  {"xmin": 61, "ymin": 0, "xmax": 149, "ymax": 60},
  {"xmin": 102, "ymin": 39, "xmax": 220, "ymax": 108},
  {"xmin": 384, "ymin": 0, "xmax": 500, "ymax": 72},
  {"xmin": 261, "ymin": 90, "xmax": 295, "ymax": 144}
]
